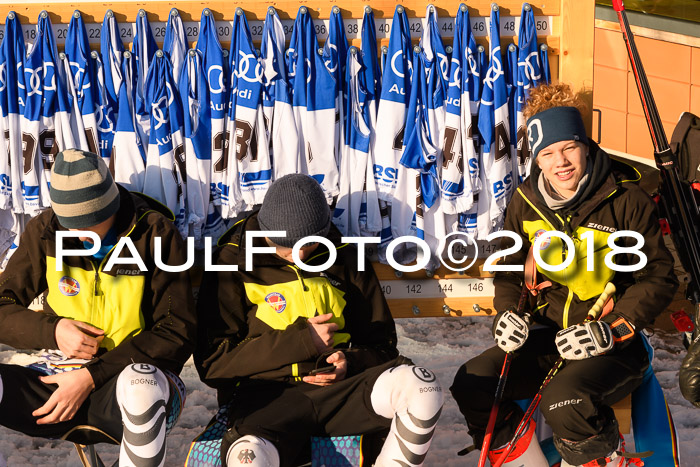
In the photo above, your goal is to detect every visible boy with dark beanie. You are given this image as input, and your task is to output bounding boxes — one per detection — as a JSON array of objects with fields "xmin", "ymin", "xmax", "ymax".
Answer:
[
  {"xmin": 0, "ymin": 149, "xmax": 196, "ymax": 466},
  {"xmin": 195, "ymin": 173, "xmax": 444, "ymax": 467}
]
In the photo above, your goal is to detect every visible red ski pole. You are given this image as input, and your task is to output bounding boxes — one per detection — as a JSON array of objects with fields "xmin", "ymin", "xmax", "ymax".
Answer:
[
  {"xmin": 491, "ymin": 283, "xmax": 617, "ymax": 467},
  {"xmin": 477, "ymin": 284, "xmax": 531, "ymax": 467}
]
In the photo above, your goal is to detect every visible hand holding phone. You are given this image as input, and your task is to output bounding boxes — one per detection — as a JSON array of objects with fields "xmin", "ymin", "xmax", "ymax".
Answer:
[{"xmin": 308, "ymin": 365, "xmax": 336, "ymax": 376}]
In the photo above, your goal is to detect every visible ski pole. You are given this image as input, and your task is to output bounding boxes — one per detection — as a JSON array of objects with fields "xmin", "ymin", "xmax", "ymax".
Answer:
[
  {"xmin": 491, "ymin": 282, "xmax": 617, "ymax": 467},
  {"xmin": 612, "ymin": 0, "xmax": 700, "ymax": 321},
  {"xmin": 477, "ymin": 284, "xmax": 531, "ymax": 467}
]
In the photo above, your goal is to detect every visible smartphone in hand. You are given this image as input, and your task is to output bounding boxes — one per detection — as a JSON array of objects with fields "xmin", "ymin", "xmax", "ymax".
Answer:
[{"xmin": 308, "ymin": 365, "xmax": 336, "ymax": 376}]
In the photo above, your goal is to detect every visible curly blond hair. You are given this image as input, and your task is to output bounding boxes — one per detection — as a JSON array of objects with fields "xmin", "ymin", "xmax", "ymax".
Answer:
[{"xmin": 522, "ymin": 83, "xmax": 588, "ymax": 121}]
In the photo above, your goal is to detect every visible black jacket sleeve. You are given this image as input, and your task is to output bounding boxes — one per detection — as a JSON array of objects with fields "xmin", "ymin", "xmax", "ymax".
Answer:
[
  {"xmin": 493, "ymin": 194, "xmax": 530, "ymax": 314},
  {"xmin": 0, "ymin": 213, "xmax": 60, "ymax": 349},
  {"xmin": 194, "ymin": 248, "xmax": 319, "ymax": 389},
  {"xmin": 337, "ymin": 258, "xmax": 399, "ymax": 377},
  {"xmin": 601, "ymin": 186, "xmax": 678, "ymax": 331},
  {"xmin": 84, "ymin": 216, "xmax": 197, "ymax": 387}
]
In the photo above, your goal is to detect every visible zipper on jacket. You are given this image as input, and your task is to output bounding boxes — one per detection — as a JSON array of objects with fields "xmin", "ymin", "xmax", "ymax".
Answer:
[
  {"xmin": 92, "ymin": 261, "xmax": 101, "ymax": 296},
  {"xmin": 561, "ymin": 214, "xmax": 572, "ymax": 327},
  {"xmin": 288, "ymin": 265, "xmax": 313, "ymax": 316}
]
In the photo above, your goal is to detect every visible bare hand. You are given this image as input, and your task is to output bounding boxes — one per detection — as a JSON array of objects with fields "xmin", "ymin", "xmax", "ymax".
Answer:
[
  {"xmin": 307, "ymin": 313, "xmax": 339, "ymax": 354},
  {"xmin": 55, "ymin": 319, "xmax": 104, "ymax": 359},
  {"xmin": 33, "ymin": 368, "xmax": 95, "ymax": 424},
  {"xmin": 302, "ymin": 351, "xmax": 348, "ymax": 386}
]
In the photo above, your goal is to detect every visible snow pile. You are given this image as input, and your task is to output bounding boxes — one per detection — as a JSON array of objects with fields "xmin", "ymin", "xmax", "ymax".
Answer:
[{"xmin": 1, "ymin": 317, "xmax": 699, "ymax": 466}]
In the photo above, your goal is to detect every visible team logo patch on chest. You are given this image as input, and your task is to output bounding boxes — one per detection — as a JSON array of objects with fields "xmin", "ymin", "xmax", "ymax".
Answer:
[
  {"xmin": 534, "ymin": 229, "xmax": 551, "ymax": 249},
  {"xmin": 58, "ymin": 276, "xmax": 80, "ymax": 296},
  {"xmin": 265, "ymin": 292, "xmax": 287, "ymax": 313}
]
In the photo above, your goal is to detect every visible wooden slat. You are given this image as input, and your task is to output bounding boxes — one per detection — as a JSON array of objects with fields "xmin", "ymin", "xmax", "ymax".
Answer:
[
  {"xmin": 385, "ymin": 297, "xmax": 496, "ymax": 318},
  {"xmin": 371, "ymin": 261, "xmax": 494, "ymax": 281},
  {"xmin": 558, "ymin": 0, "xmax": 595, "ymax": 130},
  {"xmin": 612, "ymin": 394, "xmax": 632, "ymax": 434},
  {"xmin": 5, "ymin": 1, "xmax": 561, "ymax": 23}
]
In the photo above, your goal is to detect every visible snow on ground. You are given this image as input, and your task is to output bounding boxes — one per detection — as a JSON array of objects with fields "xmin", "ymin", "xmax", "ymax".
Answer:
[{"xmin": 1, "ymin": 317, "xmax": 699, "ymax": 466}]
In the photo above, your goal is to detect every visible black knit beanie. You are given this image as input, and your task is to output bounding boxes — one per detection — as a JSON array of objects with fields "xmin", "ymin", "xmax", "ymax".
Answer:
[{"xmin": 258, "ymin": 174, "xmax": 331, "ymax": 247}]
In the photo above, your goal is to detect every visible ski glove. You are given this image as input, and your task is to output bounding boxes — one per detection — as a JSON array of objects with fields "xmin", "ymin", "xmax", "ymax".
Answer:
[
  {"xmin": 493, "ymin": 310, "xmax": 529, "ymax": 352},
  {"xmin": 555, "ymin": 321, "xmax": 614, "ymax": 360}
]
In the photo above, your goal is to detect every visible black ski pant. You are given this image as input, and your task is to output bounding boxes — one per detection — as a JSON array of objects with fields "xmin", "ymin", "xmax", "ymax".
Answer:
[
  {"xmin": 0, "ymin": 364, "xmax": 123, "ymax": 444},
  {"xmin": 450, "ymin": 327, "xmax": 649, "ymax": 450},
  {"xmin": 221, "ymin": 357, "xmax": 413, "ymax": 467},
  {"xmin": 0, "ymin": 363, "xmax": 179, "ymax": 445}
]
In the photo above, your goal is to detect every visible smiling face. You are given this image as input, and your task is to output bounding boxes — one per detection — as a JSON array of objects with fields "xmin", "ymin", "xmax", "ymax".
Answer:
[{"xmin": 536, "ymin": 140, "xmax": 588, "ymax": 198}]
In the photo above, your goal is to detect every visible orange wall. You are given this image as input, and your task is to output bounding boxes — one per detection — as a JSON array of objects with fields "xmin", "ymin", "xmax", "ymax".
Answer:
[{"xmin": 593, "ymin": 26, "xmax": 700, "ymax": 162}]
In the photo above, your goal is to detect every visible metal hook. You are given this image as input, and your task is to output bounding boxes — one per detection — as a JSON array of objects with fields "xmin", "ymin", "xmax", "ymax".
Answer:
[
  {"xmin": 460, "ymin": 4, "xmax": 468, "ymax": 13},
  {"xmin": 156, "ymin": 50, "xmax": 164, "ymax": 58},
  {"xmin": 413, "ymin": 45, "xmax": 421, "ymax": 54},
  {"xmin": 397, "ymin": 6, "xmax": 404, "ymax": 14},
  {"xmin": 235, "ymin": 8, "xmax": 243, "ymax": 16},
  {"xmin": 332, "ymin": 6, "xmax": 340, "ymax": 14},
  {"xmin": 524, "ymin": 3, "xmax": 532, "ymax": 12},
  {"xmin": 477, "ymin": 45, "xmax": 485, "ymax": 53},
  {"xmin": 204, "ymin": 8, "xmax": 212, "ymax": 16},
  {"xmin": 73, "ymin": 11, "xmax": 81, "ymax": 19},
  {"xmin": 59, "ymin": 52, "xmax": 66, "ymax": 60},
  {"xmin": 268, "ymin": 7, "xmax": 276, "ymax": 16},
  {"xmin": 123, "ymin": 51, "xmax": 132, "ymax": 59},
  {"xmin": 188, "ymin": 49, "xmax": 197, "ymax": 57},
  {"xmin": 300, "ymin": 6, "xmax": 308, "ymax": 15},
  {"xmin": 349, "ymin": 46, "xmax": 358, "ymax": 55},
  {"xmin": 8, "ymin": 11, "xmax": 15, "ymax": 20},
  {"xmin": 171, "ymin": 9, "xmax": 179, "ymax": 17},
  {"xmin": 222, "ymin": 49, "xmax": 229, "ymax": 58},
  {"xmin": 40, "ymin": 10, "xmax": 48, "ymax": 19},
  {"xmin": 138, "ymin": 9, "xmax": 146, "ymax": 18},
  {"xmin": 491, "ymin": 3, "xmax": 499, "ymax": 12},
  {"xmin": 508, "ymin": 43, "xmax": 517, "ymax": 52},
  {"xmin": 381, "ymin": 45, "xmax": 388, "ymax": 54},
  {"xmin": 106, "ymin": 10, "xmax": 113, "ymax": 18},
  {"xmin": 365, "ymin": 6, "xmax": 372, "ymax": 14},
  {"xmin": 540, "ymin": 43, "xmax": 548, "ymax": 51},
  {"xmin": 412, "ymin": 306, "xmax": 421, "ymax": 316},
  {"xmin": 446, "ymin": 45, "xmax": 453, "ymax": 54},
  {"xmin": 91, "ymin": 50, "xmax": 98, "ymax": 59}
]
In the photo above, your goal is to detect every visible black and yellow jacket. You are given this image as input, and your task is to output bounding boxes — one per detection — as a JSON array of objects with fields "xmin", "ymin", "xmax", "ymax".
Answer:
[
  {"xmin": 0, "ymin": 185, "xmax": 196, "ymax": 388},
  {"xmin": 194, "ymin": 212, "xmax": 399, "ymax": 397},
  {"xmin": 494, "ymin": 143, "xmax": 678, "ymax": 331}
]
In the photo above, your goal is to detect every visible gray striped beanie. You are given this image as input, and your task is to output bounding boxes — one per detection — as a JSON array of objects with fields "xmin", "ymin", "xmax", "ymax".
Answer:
[{"xmin": 50, "ymin": 149, "xmax": 120, "ymax": 229}]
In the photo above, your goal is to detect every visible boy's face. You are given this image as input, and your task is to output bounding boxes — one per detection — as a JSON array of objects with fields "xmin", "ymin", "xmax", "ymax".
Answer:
[
  {"xmin": 265, "ymin": 238, "xmax": 320, "ymax": 262},
  {"xmin": 536, "ymin": 140, "xmax": 588, "ymax": 197}
]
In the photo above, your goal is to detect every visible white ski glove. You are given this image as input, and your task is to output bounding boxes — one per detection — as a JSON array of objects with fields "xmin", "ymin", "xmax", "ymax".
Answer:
[
  {"xmin": 493, "ymin": 310, "xmax": 529, "ymax": 353},
  {"xmin": 555, "ymin": 321, "xmax": 614, "ymax": 360}
]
